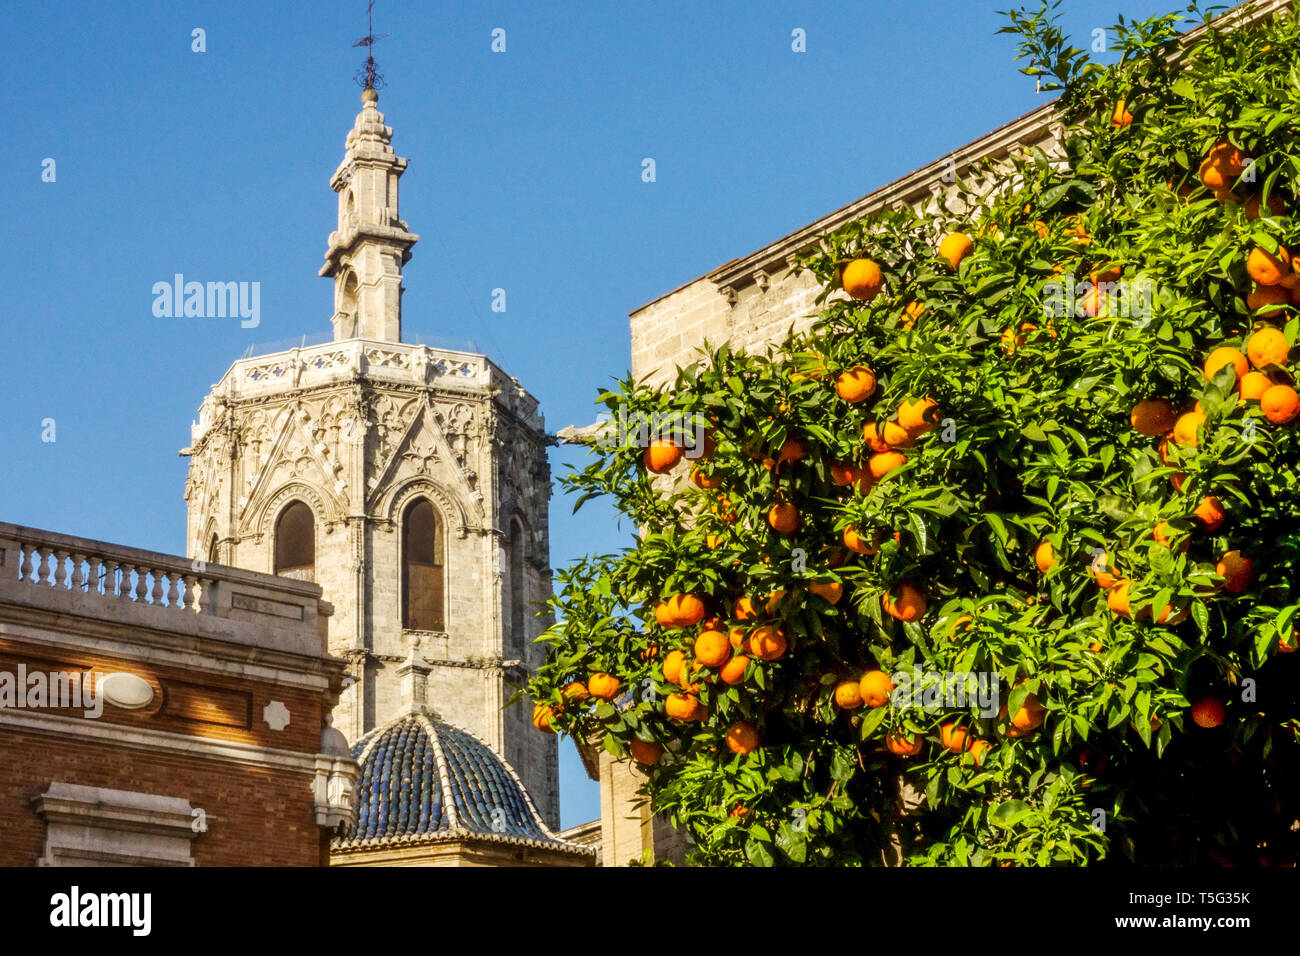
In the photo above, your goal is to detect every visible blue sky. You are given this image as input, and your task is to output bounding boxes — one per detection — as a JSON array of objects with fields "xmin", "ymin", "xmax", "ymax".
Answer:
[{"xmin": 2, "ymin": 0, "xmax": 1186, "ymax": 828}]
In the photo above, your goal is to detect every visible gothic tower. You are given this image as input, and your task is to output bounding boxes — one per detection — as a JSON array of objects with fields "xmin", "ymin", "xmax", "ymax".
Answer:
[{"xmin": 181, "ymin": 87, "xmax": 560, "ymax": 825}]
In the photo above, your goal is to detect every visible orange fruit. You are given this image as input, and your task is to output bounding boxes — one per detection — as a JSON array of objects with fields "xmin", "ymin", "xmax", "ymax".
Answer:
[
  {"xmin": 767, "ymin": 501, "xmax": 801, "ymax": 535},
  {"xmin": 1111, "ymin": 99, "xmax": 1133, "ymax": 127},
  {"xmin": 628, "ymin": 739, "xmax": 663, "ymax": 765},
  {"xmin": 859, "ymin": 670, "xmax": 895, "ymax": 707},
  {"xmin": 835, "ymin": 365, "xmax": 877, "ymax": 403},
  {"xmin": 694, "ymin": 629, "xmax": 732, "ymax": 667},
  {"xmin": 880, "ymin": 420, "xmax": 914, "ymax": 448},
  {"xmin": 1090, "ymin": 552, "xmax": 1121, "ymax": 589},
  {"xmin": 1245, "ymin": 193, "xmax": 1287, "ymax": 220},
  {"xmin": 562, "ymin": 681, "xmax": 589, "ymax": 703},
  {"xmin": 940, "ymin": 722, "xmax": 972, "ymax": 753},
  {"xmin": 1171, "ymin": 471, "xmax": 1188, "ymax": 492},
  {"xmin": 588, "ymin": 672, "xmax": 621, "ymax": 699},
  {"xmin": 1216, "ymin": 550, "xmax": 1254, "ymax": 594},
  {"xmin": 967, "ymin": 739, "xmax": 992, "ymax": 766},
  {"xmin": 1239, "ymin": 370, "xmax": 1274, "ymax": 401},
  {"xmin": 808, "ymin": 581, "xmax": 843, "ymax": 605},
  {"xmin": 842, "ymin": 258, "xmax": 884, "ymax": 300},
  {"xmin": 532, "ymin": 703, "xmax": 556, "ymax": 733},
  {"xmin": 1010, "ymin": 693, "xmax": 1046, "ymax": 731},
  {"xmin": 834, "ymin": 681, "xmax": 864, "ymax": 709},
  {"xmin": 734, "ymin": 596, "xmax": 761, "ymax": 621},
  {"xmin": 665, "ymin": 692, "xmax": 702, "ymax": 721},
  {"xmin": 829, "ymin": 460, "xmax": 858, "ymax": 486},
  {"xmin": 1153, "ymin": 521, "xmax": 1189, "ymax": 553},
  {"xmin": 1130, "ymin": 398, "xmax": 1176, "ymax": 436},
  {"xmin": 1247, "ymin": 283, "xmax": 1290, "ymax": 317},
  {"xmin": 902, "ymin": 300, "xmax": 927, "ymax": 327},
  {"xmin": 748, "ymin": 625, "xmax": 788, "ymax": 661},
  {"xmin": 867, "ymin": 451, "xmax": 907, "ymax": 480},
  {"xmin": 719, "ymin": 654, "xmax": 750, "ymax": 685},
  {"xmin": 842, "ymin": 524, "xmax": 880, "ymax": 555},
  {"xmin": 1034, "ymin": 540, "xmax": 1056, "ymax": 573},
  {"xmin": 1247, "ymin": 327, "xmax": 1290, "ymax": 368},
  {"xmin": 643, "ymin": 438, "xmax": 682, "ymax": 474},
  {"xmin": 1248, "ymin": 245, "xmax": 1290, "ymax": 286},
  {"xmin": 1199, "ymin": 140, "xmax": 1245, "ymax": 189},
  {"xmin": 726, "ymin": 721, "xmax": 761, "ymax": 754},
  {"xmin": 1190, "ymin": 695, "xmax": 1226, "ymax": 728},
  {"xmin": 727, "ymin": 626, "xmax": 747, "ymax": 648},
  {"xmin": 882, "ymin": 583, "xmax": 927, "ymax": 622},
  {"xmin": 1107, "ymin": 580, "xmax": 1133, "ymax": 618},
  {"xmin": 1261, "ymin": 384, "xmax": 1300, "ymax": 423},
  {"xmin": 938, "ymin": 231, "xmax": 974, "ymax": 270},
  {"xmin": 1172, "ymin": 410, "xmax": 1206, "ymax": 446},
  {"xmin": 775, "ymin": 437, "xmax": 806, "ymax": 467},
  {"xmin": 898, "ymin": 397, "xmax": 941, "ymax": 436},
  {"xmin": 654, "ymin": 593, "xmax": 706, "ymax": 629},
  {"xmin": 691, "ymin": 466, "xmax": 722, "ymax": 489},
  {"xmin": 885, "ymin": 732, "xmax": 924, "ymax": 757},
  {"xmin": 662, "ymin": 650, "xmax": 685, "ymax": 685},
  {"xmin": 1204, "ymin": 347, "xmax": 1249, "ymax": 382},
  {"xmin": 1194, "ymin": 496, "xmax": 1226, "ymax": 530},
  {"xmin": 862, "ymin": 422, "xmax": 892, "ymax": 453}
]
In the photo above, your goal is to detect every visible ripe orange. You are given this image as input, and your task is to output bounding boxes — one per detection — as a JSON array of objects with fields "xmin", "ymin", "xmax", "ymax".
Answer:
[
  {"xmin": 1247, "ymin": 283, "xmax": 1290, "ymax": 317},
  {"xmin": 1204, "ymin": 347, "xmax": 1249, "ymax": 382},
  {"xmin": 629, "ymin": 739, "xmax": 663, "ymax": 765},
  {"xmin": 903, "ymin": 300, "xmax": 927, "ymax": 327},
  {"xmin": 1111, "ymin": 99, "xmax": 1133, "ymax": 127},
  {"xmin": 1107, "ymin": 580, "xmax": 1133, "ymax": 618},
  {"xmin": 1130, "ymin": 398, "xmax": 1176, "ymax": 436},
  {"xmin": 834, "ymin": 681, "xmax": 864, "ymax": 710},
  {"xmin": 938, "ymin": 231, "xmax": 974, "ymax": 270},
  {"xmin": 1190, "ymin": 695, "xmax": 1226, "ymax": 728},
  {"xmin": 885, "ymin": 732, "xmax": 924, "ymax": 757},
  {"xmin": 734, "ymin": 596, "xmax": 761, "ymax": 621},
  {"xmin": 842, "ymin": 524, "xmax": 880, "ymax": 555},
  {"xmin": 1247, "ymin": 327, "xmax": 1290, "ymax": 368},
  {"xmin": 882, "ymin": 583, "xmax": 927, "ymax": 622},
  {"xmin": 727, "ymin": 626, "xmax": 747, "ymax": 648},
  {"xmin": 662, "ymin": 650, "xmax": 685, "ymax": 685},
  {"xmin": 694, "ymin": 629, "xmax": 732, "ymax": 667},
  {"xmin": 654, "ymin": 593, "xmax": 706, "ymax": 629},
  {"xmin": 767, "ymin": 501, "xmax": 801, "ymax": 535},
  {"xmin": 1248, "ymin": 245, "xmax": 1290, "ymax": 286},
  {"xmin": 1245, "ymin": 193, "xmax": 1287, "ymax": 220},
  {"xmin": 1090, "ymin": 551, "xmax": 1121, "ymax": 589},
  {"xmin": 1194, "ymin": 496, "xmax": 1226, "ymax": 530},
  {"xmin": 588, "ymin": 672, "xmax": 621, "ymax": 699},
  {"xmin": 1172, "ymin": 411, "xmax": 1205, "ymax": 446},
  {"xmin": 967, "ymin": 739, "xmax": 992, "ymax": 766},
  {"xmin": 859, "ymin": 670, "xmax": 895, "ymax": 707},
  {"xmin": 719, "ymin": 654, "xmax": 749, "ymax": 685},
  {"xmin": 775, "ymin": 437, "xmax": 806, "ymax": 467},
  {"xmin": 562, "ymin": 681, "xmax": 589, "ymax": 703},
  {"xmin": 835, "ymin": 365, "xmax": 877, "ymax": 403},
  {"xmin": 829, "ymin": 460, "xmax": 858, "ymax": 486},
  {"xmin": 808, "ymin": 581, "xmax": 843, "ymax": 605},
  {"xmin": 842, "ymin": 258, "xmax": 884, "ymax": 300},
  {"xmin": 691, "ymin": 466, "xmax": 722, "ymax": 489},
  {"xmin": 940, "ymin": 722, "xmax": 972, "ymax": 753},
  {"xmin": 643, "ymin": 438, "xmax": 682, "ymax": 474},
  {"xmin": 666, "ymin": 692, "xmax": 702, "ymax": 721},
  {"xmin": 1034, "ymin": 540, "xmax": 1056, "ymax": 573},
  {"xmin": 880, "ymin": 420, "xmax": 914, "ymax": 448},
  {"xmin": 532, "ymin": 703, "xmax": 556, "ymax": 733},
  {"xmin": 1153, "ymin": 521, "xmax": 1189, "ymax": 553},
  {"xmin": 1216, "ymin": 550, "xmax": 1254, "ymax": 594},
  {"xmin": 1239, "ymin": 370, "xmax": 1274, "ymax": 401},
  {"xmin": 1199, "ymin": 140, "xmax": 1245, "ymax": 189},
  {"xmin": 748, "ymin": 625, "xmax": 788, "ymax": 661},
  {"xmin": 898, "ymin": 397, "xmax": 940, "ymax": 436},
  {"xmin": 1261, "ymin": 384, "xmax": 1300, "ymax": 423},
  {"xmin": 868, "ymin": 451, "xmax": 907, "ymax": 480},
  {"xmin": 1010, "ymin": 693, "xmax": 1046, "ymax": 731},
  {"xmin": 726, "ymin": 721, "xmax": 761, "ymax": 755},
  {"xmin": 862, "ymin": 422, "xmax": 892, "ymax": 453}
]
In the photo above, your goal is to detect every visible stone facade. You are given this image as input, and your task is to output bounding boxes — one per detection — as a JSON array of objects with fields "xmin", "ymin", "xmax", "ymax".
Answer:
[
  {"xmin": 182, "ymin": 89, "xmax": 560, "ymax": 827},
  {"xmin": 0, "ymin": 522, "xmax": 353, "ymax": 866}
]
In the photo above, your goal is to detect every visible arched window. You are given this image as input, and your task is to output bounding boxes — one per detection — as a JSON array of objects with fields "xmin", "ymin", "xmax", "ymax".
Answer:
[
  {"xmin": 338, "ymin": 271, "xmax": 360, "ymax": 338},
  {"xmin": 508, "ymin": 517, "xmax": 527, "ymax": 659},
  {"xmin": 207, "ymin": 534, "xmax": 219, "ymax": 565},
  {"xmin": 274, "ymin": 501, "xmax": 315, "ymax": 582},
  {"xmin": 402, "ymin": 498, "xmax": 444, "ymax": 631}
]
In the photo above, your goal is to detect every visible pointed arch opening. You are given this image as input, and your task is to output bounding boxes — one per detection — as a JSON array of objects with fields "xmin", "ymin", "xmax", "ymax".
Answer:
[
  {"xmin": 402, "ymin": 498, "xmax": 445, "ymax": 631},
  {"xmin": 507, "ymin": 516, "xmax": 528, "ymax": 660},
  {"xmin": 207, "ymin": 533, "xmax": 219, "ymax": 565},
  {"xmin": 274, "ymin": 501, "xmax": 315, "ymax": 582}
]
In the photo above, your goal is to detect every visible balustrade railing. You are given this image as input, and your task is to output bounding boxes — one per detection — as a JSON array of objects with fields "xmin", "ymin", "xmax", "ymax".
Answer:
[{"xmin": 11, "ymin": 539, "xmax": 214, "ymax": 614}]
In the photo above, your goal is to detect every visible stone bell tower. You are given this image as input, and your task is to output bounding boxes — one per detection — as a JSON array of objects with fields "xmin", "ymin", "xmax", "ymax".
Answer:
[{"xmin": 181, "ymin": 87, "xmax": 560, "ymax": 825}]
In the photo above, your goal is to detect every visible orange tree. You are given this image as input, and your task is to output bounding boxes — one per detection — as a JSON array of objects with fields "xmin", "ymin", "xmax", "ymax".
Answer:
[{"xmin": 527, "ymin": 3, "xmax": 1300, "ymax": 865}]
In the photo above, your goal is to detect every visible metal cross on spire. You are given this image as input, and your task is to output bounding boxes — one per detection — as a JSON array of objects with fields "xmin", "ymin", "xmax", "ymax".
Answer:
[{"xmin": 353, "ymin": 0, "xmax": 390, "ymax": 90}]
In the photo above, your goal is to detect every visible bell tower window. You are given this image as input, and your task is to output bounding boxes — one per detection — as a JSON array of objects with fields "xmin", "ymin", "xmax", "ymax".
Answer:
[
  {"xmin": 274, "ymin": 501, "xmax": 316, "ymax": 582},
  {"xmin": 508, "ymin": 517, "xmax": 527, "ymax": 659},
  {"xmin": 402, "ymin": 499, "xmax": 444, "ymax": 631}
]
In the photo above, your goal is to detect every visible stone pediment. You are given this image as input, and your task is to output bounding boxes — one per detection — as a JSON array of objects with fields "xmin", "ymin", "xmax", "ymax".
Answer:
[
  {"xmin": 367, "ymin": 397, "xmax": 481, "ymax": 515},
  {"xmin": 240, "ymin": 405, "xmax": 348, "ymax": 535}
]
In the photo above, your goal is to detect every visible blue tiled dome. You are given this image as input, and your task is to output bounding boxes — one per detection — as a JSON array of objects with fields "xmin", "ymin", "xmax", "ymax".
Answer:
[{"xmin": 334, "ymin": 708, "xmax": 579, "ymax": 852}]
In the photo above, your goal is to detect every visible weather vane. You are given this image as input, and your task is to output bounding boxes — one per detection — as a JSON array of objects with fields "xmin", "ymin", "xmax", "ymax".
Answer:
[{"xmin": 354, "ymin": 0, "xmax": 390, "ymax": 90}]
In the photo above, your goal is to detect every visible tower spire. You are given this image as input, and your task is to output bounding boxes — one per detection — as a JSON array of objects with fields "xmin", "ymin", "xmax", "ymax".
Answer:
[
  {"xmin": 319, "ymin": 3, "xmax": 417, "ymax": 343},
  {"xmin": 353, "ymin": 0, "xmax": 389, "ymax": 91}
]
